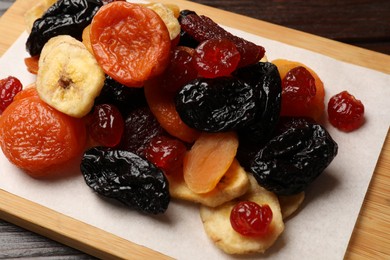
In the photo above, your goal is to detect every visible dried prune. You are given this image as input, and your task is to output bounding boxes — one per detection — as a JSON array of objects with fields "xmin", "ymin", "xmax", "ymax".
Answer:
[
  {"xmin": 234, "ymin": 62, "xmax": 282, "ymax": 145},
  {"xmin": 26, "ymin": 0, "xmax": 103, "ymax": 56},
  {"xmin": 178, "ymin": 10, "xmax": 199, "ymax": 48},
  {"xmin": 80, "ymin": 146, "xmax": 170, "ymax": 214},
  {"xmin": 175, "ymin": 62, "xmax": 281, "ymax": 135},
  {"xmin": 175, "ymin": 77, "xmax": 258, "ymax": 132},
  {"xmin": 94, "ymin": 75, "xmax": 147, "ymax": 116},
  {"xmin": 118, "ymin": 107, "xmax": 167, "ymax": 157},
  {"xmin": 247, "ymin": 117, "xmax": 338, "ymax": 196}
]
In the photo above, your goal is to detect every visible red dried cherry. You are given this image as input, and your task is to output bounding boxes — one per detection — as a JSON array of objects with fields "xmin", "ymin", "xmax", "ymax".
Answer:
[
  {"xmin": 145, "ymin": 135, "xmax": 187, "ymax": 175},
  {"xmin": 328, "ymin": 90, "xmax": 365, "ymax": 132},
  {"xmin": 230, "ymin": 201, "xmax": 273, "ymax": 237},
  {"xmin": 281, "ymin": 66, "xmax": 317, "ymax": 117},
  {"xmin": 194, "ymin": 38, "xmax": 240, "ymax": 78},
  {"xmin": 0, "ymin": 76, "xmax": 23, "ymax": 114},
  {"xmin": 88, "ymin": 104, "xmax": 124, "ymax": 147},
  {"xmin": 161, "ymin": 48, "xmax": 198, "ymax": 93}
]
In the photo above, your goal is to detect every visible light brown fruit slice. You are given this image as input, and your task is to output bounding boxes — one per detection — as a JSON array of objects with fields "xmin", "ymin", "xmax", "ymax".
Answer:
[
  {"xmin": 167, "ymin": 159, "xmax": 249, "ymax": 207},
  {"xmin": 278, "ymin": 192, "xmax": 305, "ymax": 219},
  {"xmin": 183, "ymin": 132, "xmax": 239, "ymax": 194}
]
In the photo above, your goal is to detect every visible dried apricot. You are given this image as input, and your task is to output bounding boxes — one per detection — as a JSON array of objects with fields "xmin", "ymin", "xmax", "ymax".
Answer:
[
  {"xmin": 272, "ymin": 59, "xmax": 325, "ymax": 121},
  {"xmin": 144, "ymin": 78, "xmax": 201, "ymax": 143},
  {"xmin": 24, "ymin": 56, "xmax": 39, "ymax": 74},
  {"xmin": 183, "ymin": 132, "xmax": 239, "ymax": 194},
  {"xmin": 90, "ymin": 2, "xmax": 171, "ymax": 87},
  {"xmin": 0, "ymin": 87, "xmax": 86, "ymax": 177}
]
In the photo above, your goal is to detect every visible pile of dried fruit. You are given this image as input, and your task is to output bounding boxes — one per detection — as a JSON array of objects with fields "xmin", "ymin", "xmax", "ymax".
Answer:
[{"xmin": 0, "ymin": 0, "xmax": 366, "ymax": 256}]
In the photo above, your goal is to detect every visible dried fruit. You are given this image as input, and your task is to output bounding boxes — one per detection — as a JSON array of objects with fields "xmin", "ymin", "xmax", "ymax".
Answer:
[
  {"xmin": 80, "ymin": 146, "xmax": 170, "ymax": 214},
  {"xmin": 24, "ymin": 56, "xmax": 40, "ymax": 74},
  {"xmin": 26, "ymin": 0, "xmax": 102, "ymax": 56},
  {"xmin": 233, "ymin": 62, "xmax": 282, "ymax": 145},
  {"xmin": 328, "ymin": 90, "xmax": 365, "ymax": 132},
  {"xmin": 94, "ymin": 75, "xmax": 147, "ymax": 116},
  {"xmin": 144, "ymin": 78, "xmax": 201, "ymax": 143},
  {"xmin": 183, "ymin": 132, "xmax": 239, "ymax": 194},
  {"xmin": 0, "ymin": 87, "xmax": 86, "ymax": 177},
  {"xmin": 36, "ymin": 35, "xmax": 105, "ymax": 118},
  {"xmin": 144, "ymin": 135, "xmax": 187, "ymax": 176},
  {"xmin": 193, "ymin": 38, "xmax": 240, "ymax": 78},
  {"xmin": 175, "ymin": 77, "xmax": 258, "ymax": 132},
  {"xmin": 87, "ymin": 104, "xmax": 124, "ymax": 147},
  {"xmin": 90, "ymin": 2, "xmax": 171, "ymax": 87},
  {"xmin": 118, "ymin": 107, "xmax": 166, "ymax": 157},
  {"xmin": 249, "ymin": 117, "xmax": 338, "ymax": 195},
  {"xmin": 200, "ymin": 175, "xmax": 284, "ymax": 254},
  {"xmin": 0, "ymin": 76, "xmax": 23, "ymax": 114},
  {"xmin": 230, "ymin": 201, "xmax": 273, "ymax": 237},
  {"xmin": 272, "ymin": 59, "xmax": 325, "ymax": 121},
  {"xmin": 158, "ymin": 47, "xmax": 198, "ymax": 93},
  {"xmin": 180, "ymin": 13, "xmax": 265, "ymax": 67}
]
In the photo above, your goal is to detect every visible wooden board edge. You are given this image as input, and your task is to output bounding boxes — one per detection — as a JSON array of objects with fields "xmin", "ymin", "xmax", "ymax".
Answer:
[{"xmin": 0, "ymin": 189, "xmax": 173, "ymax": 260}]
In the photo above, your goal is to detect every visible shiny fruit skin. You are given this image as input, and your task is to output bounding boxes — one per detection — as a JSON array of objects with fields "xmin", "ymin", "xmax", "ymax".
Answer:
[
  {"xmin": 230, "ymin": 201, "xmax": 273, "ymax": 237},
  {"xmin": 328, "ymin": 90, "xmax": 365, "ymax": 132}
]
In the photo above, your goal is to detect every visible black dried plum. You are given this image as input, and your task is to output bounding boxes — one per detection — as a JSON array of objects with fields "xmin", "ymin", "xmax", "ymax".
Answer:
[
  {"xmin": 175, "ymin": 77, "xmax": 258, "ymax": 132},
  {"xmin": 247, "ymin": 117, "xmax": 338, "ymax": 195},
  {"xmin": 26, "ymin": 0, "xmax": 103, "ymax": 56},
  {"xmin": 118, "ymin": 107, "xmax": 167, "ymax": 157},
  {"xmin": 234, "ymin": 62, "xmax": 282, "ymax": 145},
  {"xmin": 80, "ymin": 146, "xmax": 170, "ymax": 214},
  {"xmin": 94, "ymin": 75, "xmax": 147, "ymax": 116}
]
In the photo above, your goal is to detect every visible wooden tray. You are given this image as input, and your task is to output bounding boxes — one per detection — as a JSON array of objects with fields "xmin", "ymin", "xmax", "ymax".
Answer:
[{"xmin": 0, "ymin": 0, "xmax": 389, "ymax": 259}]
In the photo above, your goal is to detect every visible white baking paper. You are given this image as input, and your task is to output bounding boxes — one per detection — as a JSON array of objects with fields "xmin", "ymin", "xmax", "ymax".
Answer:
[{"xmin": 0, "ymin": 24, "xmax": 389, "ymax": 260}]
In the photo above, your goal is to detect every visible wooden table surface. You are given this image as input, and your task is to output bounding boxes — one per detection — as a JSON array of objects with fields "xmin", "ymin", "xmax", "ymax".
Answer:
[{"xmin": 0, "ymin": 0, "xmax": 389, "ymax": 259}]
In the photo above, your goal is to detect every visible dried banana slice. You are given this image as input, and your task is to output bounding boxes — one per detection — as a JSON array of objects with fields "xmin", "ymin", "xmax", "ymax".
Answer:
[
  {"xmin": 200, "ymin": 175, "xmax": 284, "ymax": 255},
  {"xmin": 279, "ymin": 192, "xmax": 305, "ymax": 219},
  {"xmin": 146, "ymin": 3, "xmax": 181, "ymax": 41},
  {"xmin": 167, "ymin": 159, "xmax": 249, "ymax": 207},
  {"xmin": 36, "ymin": 35, "xmax": 105, "ymax": 118}
]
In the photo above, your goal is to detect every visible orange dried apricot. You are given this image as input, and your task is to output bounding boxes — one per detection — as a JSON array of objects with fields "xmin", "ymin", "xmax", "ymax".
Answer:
[
  {"xmin": 24, "ymin": 55, "xmax": 39, "ymax": 74},
  {"xmin": 272, "ymin": 59, "xmax": 325, "ymax": 121},
  {"xmin": 183, "ymin": 132, "xmax": 239, "ymax": 194},
  {"xmin": 144, "ymin": 78, "xmax": 201, "ymax": 143},
  {"xmin": 90, "ymin": 2, "xmax": 171, "ymax": 87},
  {"xmin": 0, "ymin": 87, "xmax": 86, "ymax": 177}
]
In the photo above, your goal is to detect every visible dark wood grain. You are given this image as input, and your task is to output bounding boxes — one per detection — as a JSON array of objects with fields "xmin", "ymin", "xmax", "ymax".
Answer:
[{"xmin": 0, "ymin": 0, "xmax": 389, "ymax": 259}]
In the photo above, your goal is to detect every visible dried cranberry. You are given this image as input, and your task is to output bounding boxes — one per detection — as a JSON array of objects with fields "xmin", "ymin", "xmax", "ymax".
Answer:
[
  {"xmin": 281, "ymin": 66, "xmax": 316, "ymax": 117},
  {"xmin": 119, "ymin": 107, "xmax": 167, "ymax": 157},
  {"xmin": 0, "ymin": 76, "xmax": 23, "ymax": 114},
  {"xmin": 328, "ymin": 91, "xmax": 365, "ymax": 132},
  {"xmin": 144, "ymin": 135, "xmax": 187, "ymax": 175},
  {"xmin": 230, "ymin": 201, "xmax": 273, "ymax": 237},
  {"xmin": 193, "ymin": 38, "xmax": 240, "ymax": 78},
  {"xmin": 160, "ymin": 48, "xmax": 198, "ymax": 93},
  {"xmin": 88, "ymin": 104, "xmax": 124, "ymax": 147}
]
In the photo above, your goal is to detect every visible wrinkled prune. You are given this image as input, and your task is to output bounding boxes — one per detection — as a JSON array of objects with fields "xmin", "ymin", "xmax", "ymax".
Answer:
[
  {"xmin": 234, "ymin": 62, "xmax": 282, "ymax": 145},
  {"xmin": 80, "ymin": 146, "xmax": 170, "ymax": 214},
  {"xmin": 26, "ymin": 0, "xmax": 103, "ymax": 56},
  {"xmin": 94, "ymin": 75, "xmax": 147, "ymax": 116},
  {"xmin": 175, "ymin": 77, "xmax": 258, "ymax": 132},
  {"xmin": 247, "ymin": 117, "xmax": 338, "ymax": 196},
  {"xmin": 118, "ymin": 107, "xmax": 167, "ymax": 157}
]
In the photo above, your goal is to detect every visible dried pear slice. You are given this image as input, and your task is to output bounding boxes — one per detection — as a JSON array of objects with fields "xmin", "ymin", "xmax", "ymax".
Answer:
[
  {"xmin": 279, "ymin": 192, "xmax": 305, "ymax": 219},
  {"xmin": 167, "ymin": 159, "xmax": 249, "ymax": 207},
  {"xmin": 200, "ymin": 175, "xmax": 284, "ymax": 255}
]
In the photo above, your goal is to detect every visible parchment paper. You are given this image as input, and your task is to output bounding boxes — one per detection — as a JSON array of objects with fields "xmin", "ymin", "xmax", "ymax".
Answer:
[{"xmin": 0, "ymin": 23, "xmax": 389, "ymax": 260}]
